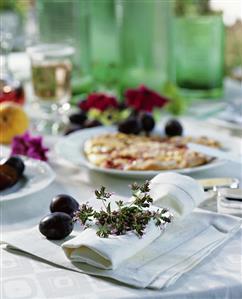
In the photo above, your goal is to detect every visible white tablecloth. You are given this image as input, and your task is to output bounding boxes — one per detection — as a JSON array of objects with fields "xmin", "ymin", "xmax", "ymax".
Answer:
[{"xmin": 1, "ymin": 130, "xmax": 242, "ymax": 299}]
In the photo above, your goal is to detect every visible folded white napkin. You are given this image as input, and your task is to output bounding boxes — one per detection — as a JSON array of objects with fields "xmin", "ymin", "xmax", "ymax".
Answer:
[
  {"xmin": 2, "ymin": 210, "xmax": 241, "ymax": 289},
  {"xmin": 62, "ymin": 220, "xmax": 163, "ymax": 270},
  {"xmin": 217, "ymin": 196, "xmax": 242, "ymax": 217},
  {"xmin": 150, "ymin": 172, "xmax": 205, "ymax": 218},
  {"xmin": 62, "ymin": 172, "xmax": 205, "ymax": 270}
]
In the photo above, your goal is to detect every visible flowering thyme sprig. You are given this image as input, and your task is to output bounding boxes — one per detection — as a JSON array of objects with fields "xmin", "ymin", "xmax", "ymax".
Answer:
[
  {"xmin": 73, "ymin": 203, "xmax": 94, "ymax": 225},
  {"xmin": 74, "ymin": 182, "xmax": 173, "ymax": 238},
  {"xmin": 130, "ymin": 180, "xmax": 153, "ymax": 208}
]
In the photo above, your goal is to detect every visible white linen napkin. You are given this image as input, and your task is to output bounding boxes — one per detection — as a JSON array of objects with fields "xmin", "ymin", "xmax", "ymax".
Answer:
[
  {"xmin": 62, "ymin": 220, "xmax": 163, "ymax": 270},
  {"xmin": 150, "ymin": 172, "xmax": 205, "ymax": 218},
  {"xmin": 2, "ymin": 210, "xmax": 241, "ymax": 289},
  {"xmin": 217, "ymin": 196, "xmax": 242, "ymax": 217},
  {"xmin": 62, "ymin": 173, "xmax": 204, "ymax": 270}
]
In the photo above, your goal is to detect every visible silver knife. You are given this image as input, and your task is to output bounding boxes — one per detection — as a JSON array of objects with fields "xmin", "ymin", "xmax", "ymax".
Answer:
[{"xmin": 188, "ymin": 143, "xmax": 242, "ymax": 164}]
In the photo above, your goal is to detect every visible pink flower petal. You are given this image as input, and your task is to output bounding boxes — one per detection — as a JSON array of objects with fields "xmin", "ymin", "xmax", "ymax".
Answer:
[{"xmin": 10, "ymin": 131, "xmax": 49, "ymax": 161}]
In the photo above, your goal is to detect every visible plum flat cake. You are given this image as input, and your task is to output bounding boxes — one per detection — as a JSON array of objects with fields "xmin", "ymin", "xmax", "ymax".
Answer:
[{"xmin": 84, "ymin": 132, "xmax": 220, "ymax": 171}]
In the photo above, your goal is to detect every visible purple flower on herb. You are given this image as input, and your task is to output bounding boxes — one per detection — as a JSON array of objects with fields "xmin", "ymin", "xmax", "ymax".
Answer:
[{"xmin": 11, "ymin": 131, "xmax": 49, "ymax": 161}]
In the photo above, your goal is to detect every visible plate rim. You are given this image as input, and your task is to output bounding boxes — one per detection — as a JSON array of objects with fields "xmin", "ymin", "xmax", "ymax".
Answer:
[
  {"xmin": 0, "ymin": 158, "xmax": 56, "ymax": 201},
  {"xmin": 55, "ymin": 126, "xmax": 227, "ymax": 178}
]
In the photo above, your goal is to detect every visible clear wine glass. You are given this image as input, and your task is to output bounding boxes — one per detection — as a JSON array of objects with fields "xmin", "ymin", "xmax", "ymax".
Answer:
[{"xmin": 27, "ymin": 43, "xmax": 74, "ymax": 134}]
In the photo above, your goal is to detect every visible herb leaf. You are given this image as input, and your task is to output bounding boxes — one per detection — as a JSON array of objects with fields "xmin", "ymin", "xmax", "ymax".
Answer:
[{"xmin": 75, "ymin": 181, "xmax": 173, "ymax": 238}]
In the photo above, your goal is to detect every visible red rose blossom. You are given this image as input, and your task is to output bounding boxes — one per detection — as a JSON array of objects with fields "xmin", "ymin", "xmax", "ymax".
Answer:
[
  {"xmin": 79, "ymin": 93, "xmax": 118, "ymax": 112},
  {"xmin": 125, "ymin": 85, "xmax": 169, "ymax": 112}
]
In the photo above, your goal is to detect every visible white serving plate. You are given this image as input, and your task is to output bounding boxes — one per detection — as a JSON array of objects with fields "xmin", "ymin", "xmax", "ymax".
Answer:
[
  {"xmin": 0, "ymin": 157, "xmax": 55, "ymax": 201},
  {"xmin": 55, "ymin": 126, "xmax": 227, "ymax": 179}
]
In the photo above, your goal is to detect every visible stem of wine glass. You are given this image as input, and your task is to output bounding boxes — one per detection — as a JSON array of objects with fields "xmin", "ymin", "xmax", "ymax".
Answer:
[{"xmin": 0, "ymin": 31, "xmax": 13, "ymax": 76}]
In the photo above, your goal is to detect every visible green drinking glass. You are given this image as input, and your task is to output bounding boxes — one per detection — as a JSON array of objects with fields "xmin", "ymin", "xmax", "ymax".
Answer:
[
  {"xmin": 118, "ymin": 0, "xmax": 172, "ymax": 92},
  {"xmin": 173, "ymin": 15, "xmax": 224, "ymax": 99},
  {"xmin": 36, "ymin": 0, "xmax": 90, "ymax": 77},
  {"xmin": 89, "ymin": 0, "xmax": 120, "ymax": 90}
]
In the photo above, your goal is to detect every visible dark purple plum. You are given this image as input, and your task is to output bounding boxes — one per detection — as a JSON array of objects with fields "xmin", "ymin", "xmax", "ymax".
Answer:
[
  {"xmin": 139, "ymin": 112, "xmax": 155, "ymax": 133},
  {"xmin": 165, "ymin": 119, "xmax": 183, "ymax": 137},
  {"xmin": 5, "ymin": 156, "xmax": 25, "ymax": 176},
  {"xmin": 69, "ymin": 112, "xmax": 87, "ymax": 125},
  {"xmin": 50, "ymin": 194, "xmax": 79, "ymax": 216},
  {"xmin": 39, "ymin": 212, "xmax": 73, "ymax": 240},
  {"xmin": 118, "ymin": 117, "xmax": 141, "ymax": 135}
]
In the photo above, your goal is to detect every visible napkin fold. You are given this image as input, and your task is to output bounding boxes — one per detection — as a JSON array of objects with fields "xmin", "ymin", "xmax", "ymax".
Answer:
[
  {"xmin": 62, "ymin": 220, "xmax": 163, "ymax": 270},
  {"xmin": 150, "ymin": 172, "xmax": 205, "ymax": 218},
  {"xmin": 217, "ymin": 196, "xmax": 242, "ymax": 217}
]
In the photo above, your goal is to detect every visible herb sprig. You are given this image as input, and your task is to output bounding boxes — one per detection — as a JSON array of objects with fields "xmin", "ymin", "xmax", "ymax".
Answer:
[{"xmin": 74, "ymin": 181, "xmax": 173, "ymax": 238}]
